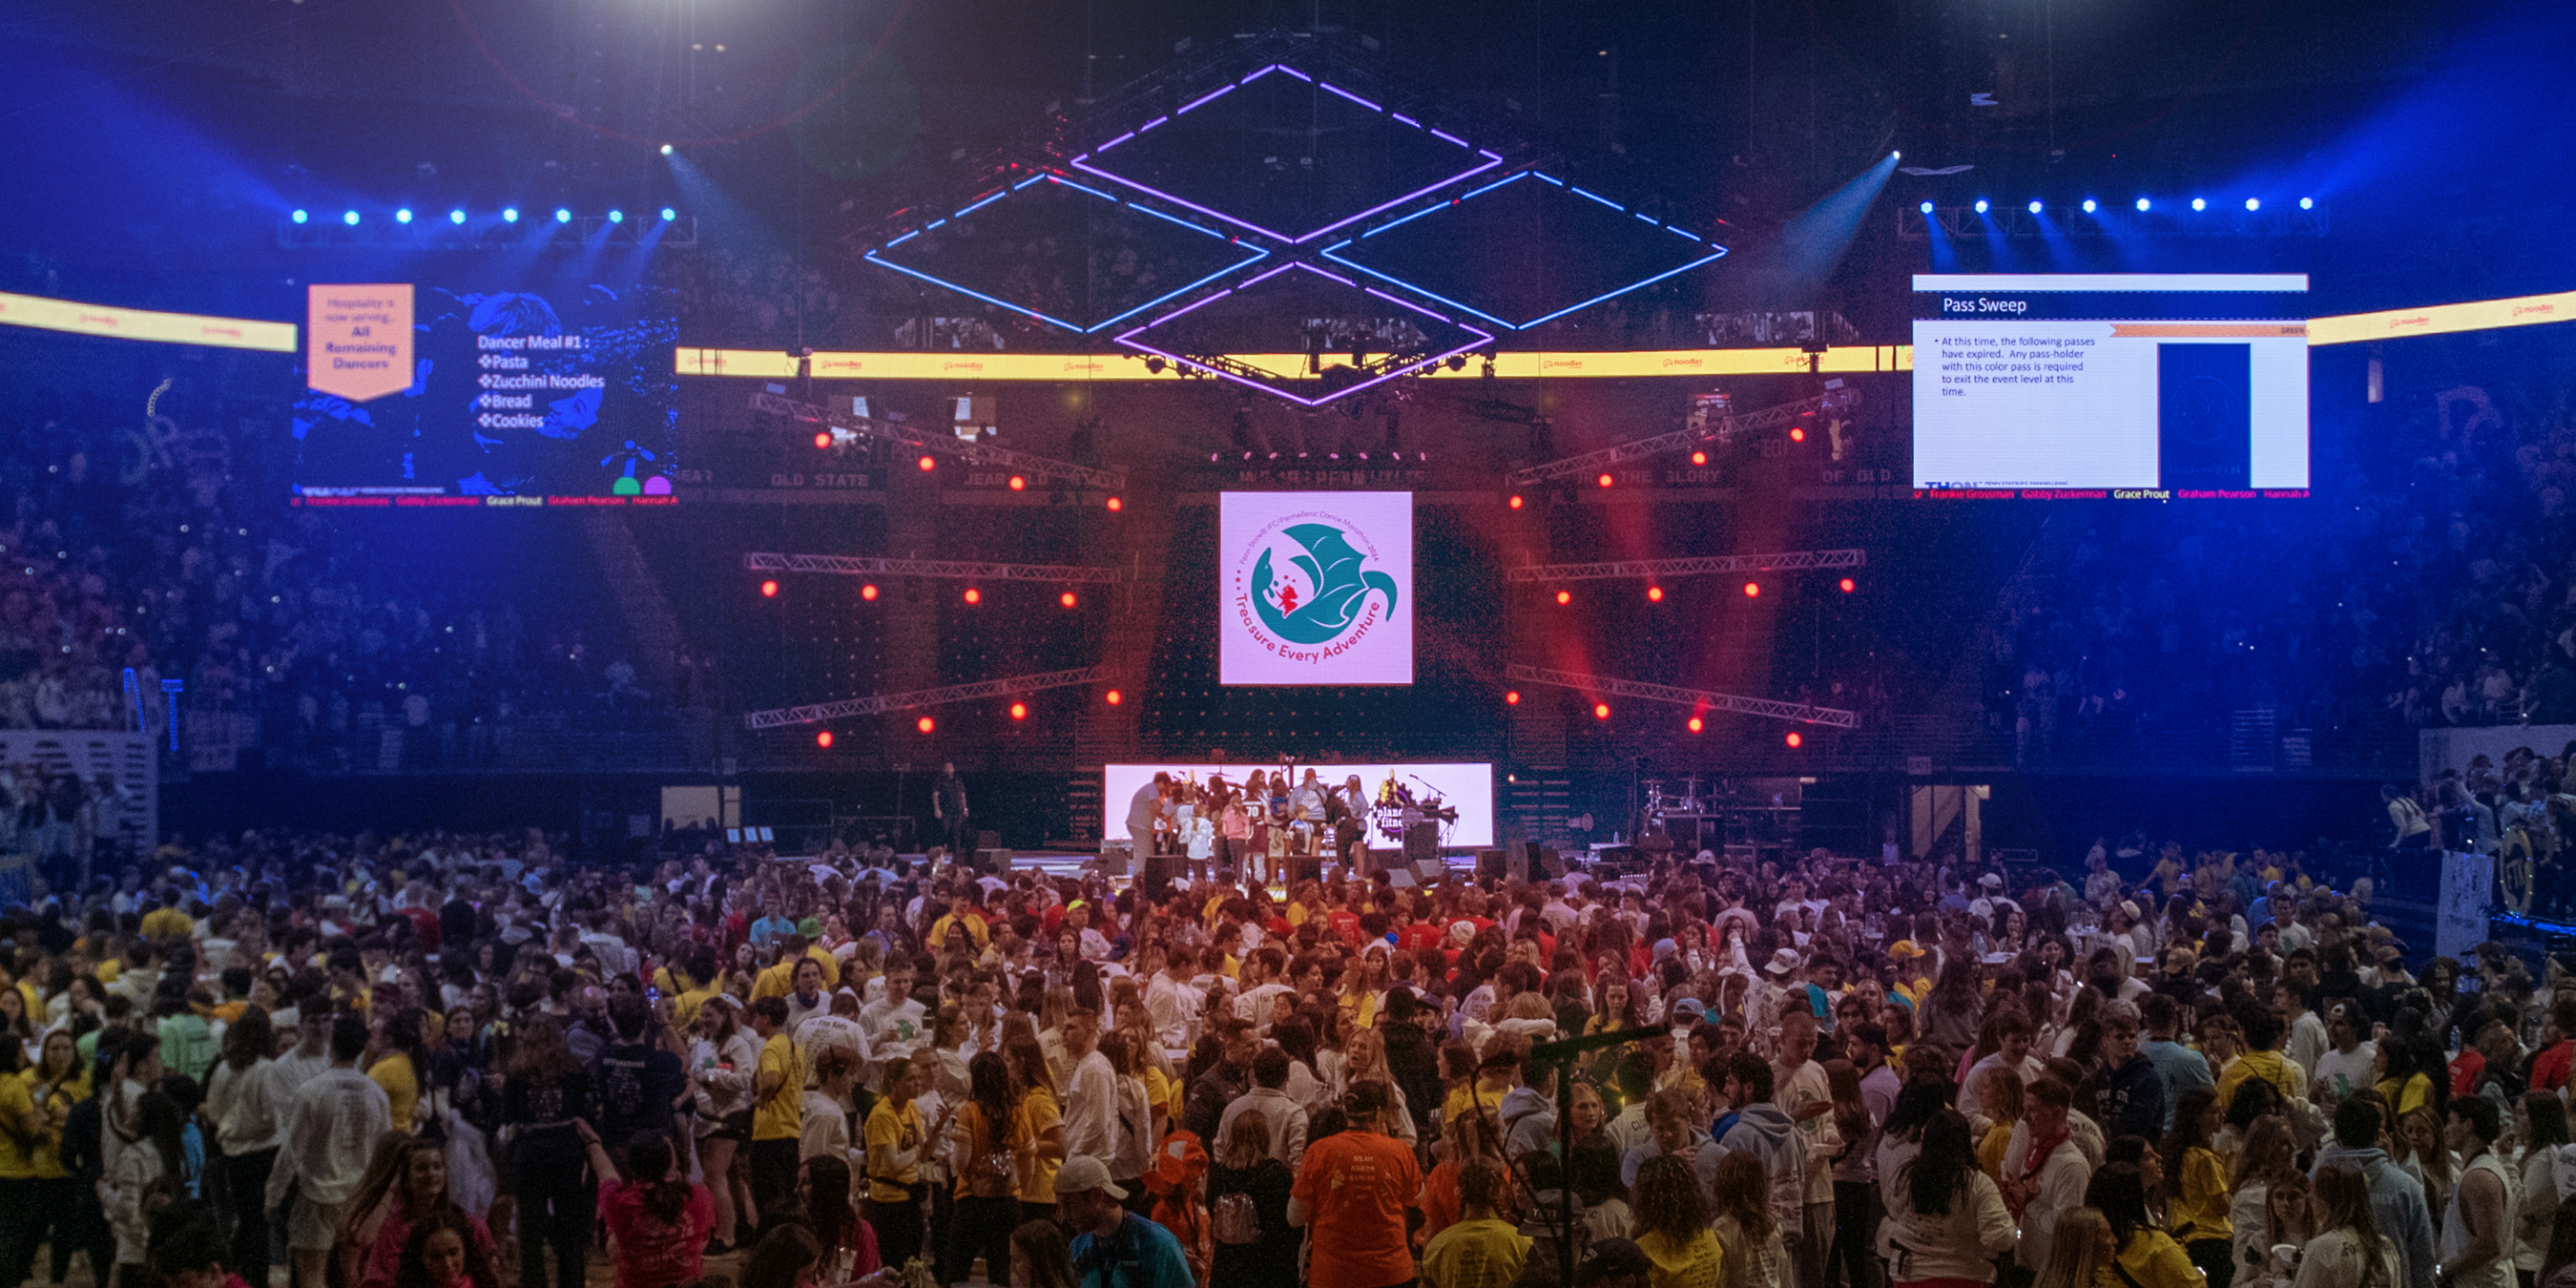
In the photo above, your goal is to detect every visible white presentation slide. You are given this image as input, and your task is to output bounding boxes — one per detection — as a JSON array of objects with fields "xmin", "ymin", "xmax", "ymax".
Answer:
[
  {"xmin": 1911, "ymin": 274, "xmax": 2310, "ymax": 496},
  {"xmin": 1103, "ymin": 762, "xmax": 1495, "ymax": 848},
  {"xmin": 1219, "ymin": 490, "xmax": 1414, "ymax": 685}
]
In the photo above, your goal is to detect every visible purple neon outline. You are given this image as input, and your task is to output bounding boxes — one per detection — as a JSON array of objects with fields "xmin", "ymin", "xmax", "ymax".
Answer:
[
  {"xmin": 866, "ymin": 176, "xmax": 1269, "ymax": 334},
  {"xmin": 1071, "ymin": 63, "xmax": 1503, "ymax": 244},
  {"xmin": 1112, "ymin": 261, "xmax": 1492, "ymax": 406},
  {"xmin": 1177, "ymin": 82, "xmax": 1238, "ymax": 114},
  {"xmin": 1314, "ymin": 169, "xmax": 1733, "ymax": 330}
]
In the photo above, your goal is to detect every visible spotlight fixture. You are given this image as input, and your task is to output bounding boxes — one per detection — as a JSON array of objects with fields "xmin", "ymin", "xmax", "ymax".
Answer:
[
  {"xmin": 1059, "ymin": 592, "xmax": 1077, "ymax": 609},
  {"xmin": 2191, "ymin": 197, "xmax": 2207, "ymax": 211},
  {"xmin": 449, "ymin": 209, "xmax": 466, "ymax": 224},
  {"xmin": 916, "ymin": 717, "xmax": 935, "ymax": 734},
  {"xmin": 1742, "ymin": 581, "xmax": 1760, "ymax": 598},
  {"xmin": 2027, "ymin": 199, "xmax": 2042, "ymax": 214},
  {"xmin": 2082, "ymin": 198, "xmax": 2097, "ymax": 214},
  {"xmin": 1919, "ymin": 200, "xmax": 1933, "ymax": 215},
  {"xmin": 1647, "ymin": 586, "xmax": 1664, "ymax": 602},
  {"xmin": 1007, "ymin": 475, "xmax": 1027, "ymax": 491},
  {"xmin": 1596, "ymin": 473, "xmax": 1613, "ymax": 488},
  {"xmin": 1508, "ymin": 494, "xmax": 1524, "ymax": 509},
  {"xmin": 2298, "ymin": 197, "xmax": 2315, "ymax": 210},
  {"xmin": 758, "ymin": 580, "xmax": 779, "ymax": 598},
  {"xmin": 1554, "ymin": 591, "xmax": 1571, "ymax": 605},
  {"xmin": 660, "ymin": 144, "xmax": 675, "ymax": 156},
  {"xmin": 813, "ymin": 432, "xmax": 831, "ymax": 449},
  {"xmin": 1789, "ymin": 427, "xmax": 1805, "ymax": 443},
  {"xmin": 1785, "ymin": 731, "xmax": 1802, "ymax": 748},
  {"xmin": 1688, "ymin": 717, "xmax": 1704, "ymax": 733},
  {"xmin": 1105, "ymin": 497, "xmax": 1123, "ymax": 511},
  {"xmin": 815, "ymin": 730, "xmax": 833, "ymax": 748},
  {"xmin": 1972, "ymin": 198, "xmax": 1989, "ymax": 214},
  {"xmin": 963, "ymin": 588, "xmax": 981, "ymax": 605},
  {"xmin": 343, "ymin": 211, "xmax": 361, "ymax": 225},
  {"xmin": 916, "ymin": 455, "xmax": 936, "ymax": 471},
  {"xmin": 1592, "ymin": 703, "xmax": 1610, "ymax": 720},
  {"xmin": 860, "ymin": 584, "xmax": 880, "ymax": 600},
  {"xmin": 1505, "ymin": 691, "xmax": 1521, "ymax": 706},
  {"xmin": 1444, "ymin": 354, "xmax": 1467, "ymax": 371},
  {"xmin": 2135, "ymin": 197, "xmax": 2151, "ymax": 212},
  {"xmin": 609, "ymin": 209, "xmax": 624, "ymax": 223},
  {"xmin": 1143, "ymin": 356, "xmax": 1166, "ymax": 374},
  {"xmin": 661, "ymin": 207, "xmax": 676, "ymax": 221},
  {"xmin": 1009, "ymin": 702, "xmax": 1028, "ymax": 720},
  {"xmin": 1839, "ymin": 577, "xmax": 1857, "ymax": 592},
  {"xmin": 1105, "ymin": 690, "xmax": 1124, "ymax": 706},
  {"xmin": 555, "ymin": 209, "xmax": 571, "ymax": 222},
  {"xmin": 2244, "ymin": 197, "xmax": 2260, "ymax": 211},
  {"xmin": 1691, "ymin": 450, "xmax": 1708, "ymax": 466},
  {"xmin": 291, "ymin": 210, "xmax": 308, "ymax": 224},
  {"xmin": 396, "ymin": 208, "xmax": 413, "ymax": 224},
  {"xmin": 503, "ymin": 207, "xmax": 520, "ymax": 222}
]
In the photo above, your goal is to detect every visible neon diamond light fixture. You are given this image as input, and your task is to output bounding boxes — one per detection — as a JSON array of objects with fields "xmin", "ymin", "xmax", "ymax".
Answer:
[
  {"xmin": 1114, "ymin": 261, "xmax": 1493, "ymax": 407},
  {"xmin": 1321, "ymin": 170, "xmax": 1728, "ymax": 330},
  {"xmin": 1072, "ymin": 63, "xmax": 1504, "ymax": 245},
  {"xmin": 864, "ymin": 173, "xmax": 1268, "ymax": 334}
]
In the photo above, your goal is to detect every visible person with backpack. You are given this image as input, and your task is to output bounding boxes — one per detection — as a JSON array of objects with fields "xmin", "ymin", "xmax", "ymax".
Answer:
[
  {"xmin": 1210, "ymin": 1111, "xmax": 1294, "ymax": 1288},
  {"xmin": 948, "ymin": 1051, "xmax": 1025, "ymax": 1287},
  {"xmin": 594, "ymin": 997, "xmax": 686, "ymax": 1163},
  {"xmin": 102, "ymin": 1088, "xmax": 191, "ymax": 1283},
  {"xmin": 496, "ymin": 1014, "xmax": 594, "ymax": 1288}
]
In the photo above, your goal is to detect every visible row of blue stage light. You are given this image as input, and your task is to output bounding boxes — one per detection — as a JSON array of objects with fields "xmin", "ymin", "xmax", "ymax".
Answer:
[
  {"xmin": 1924, "ymin": 197, "xmax": 2317, "ymax": 215},
  {"xmin": 286, "ymin": 206, "xmax": 680, "ymax": 226}
]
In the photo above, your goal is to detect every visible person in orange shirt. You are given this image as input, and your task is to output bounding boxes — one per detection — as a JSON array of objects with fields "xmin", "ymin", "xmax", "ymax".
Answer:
[{"xmin": 1289, "ymin": 1081, "xmax": 1421, "ymax": 1288}]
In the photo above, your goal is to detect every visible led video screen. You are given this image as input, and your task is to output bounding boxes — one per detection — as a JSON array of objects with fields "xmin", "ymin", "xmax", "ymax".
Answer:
[
  {"xmin": 294, "ymin": 280, "xmax": 678, "ymax": 507},
  {"xmin": 1219, "ymin": 490, "xmax": 1414, "ymax": 684},
  {"xmin": 1910, "ymin": 274, "xmax": 2309, "ymax": 498}
]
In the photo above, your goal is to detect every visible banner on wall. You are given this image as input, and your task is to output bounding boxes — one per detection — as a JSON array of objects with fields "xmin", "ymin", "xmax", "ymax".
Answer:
[
  {"xmin": 1219, "ymin": 490, "xmax": 1413, "ymax": 685},
  {"xmin": 2435, "ymin": 849, "xmax": 2494, "ymax": 961}
]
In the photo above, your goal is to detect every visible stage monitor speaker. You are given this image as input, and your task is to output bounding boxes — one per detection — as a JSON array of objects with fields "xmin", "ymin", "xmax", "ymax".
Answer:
[
  {"xmin": 1388, "ymin": 869, "xmax": 1417, "ymax": 889},
  {"xmin": 1412, "ymin": 859, "xmax": 1446, "ymax": 883},
  {"xmin": 1404, "ymin": 821, "xmax": 1440, "ymax": 866},
  {"xmin": 974, "ymin": 847, "xmax": 1012, "ymax": 876},
  {"xmin": 1539, "ymin": 846, "xmax": 1565, "ymax": 878},
  {"xmin": 1476, "ymin": 848, "xmax": 1506, "ymax": 881},
  {"xmin": 975, "ymin": 829, "xmax": 1001, "ymax": 852}
]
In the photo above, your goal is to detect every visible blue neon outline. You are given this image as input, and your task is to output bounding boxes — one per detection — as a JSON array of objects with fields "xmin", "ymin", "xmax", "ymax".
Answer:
[
  {"xmin": 1392, "ymin": 113, "xmax": 1419, "ymax": 126},
  {"xmin": 1534, "ymin": 174, "xmax": 1564, "ymax": 185},
  {"xmin": 1568, "ymin": 186, "xmax": 1623, "ymax": 211},
  {"xmin": 886, "ymin": 230, "xmax": 920, "ymax": 246},
  {"xmin": 1667, "ymin": 225, "xmax": 1701, "ymax": 239},
  {"xmin": 1322, "ymin": 83, "xmax": 1383, "ymax": 113},
  {"xmin": 1635, "ymin": 212, "xmax": 1661, "ymax": 225},
  {"xmin": 956, "ymin": 190, "xmax": 1010, "ymax": 216},
  {"xmin": 1140, "ymin": 115, "xmax": 1170, "ymax": 132},
  {"xmin": 1319, "ymin": 229, "xmax": 1728, "ymax": 331}
]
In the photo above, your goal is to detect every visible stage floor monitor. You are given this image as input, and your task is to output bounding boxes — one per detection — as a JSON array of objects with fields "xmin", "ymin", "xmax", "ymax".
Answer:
[{"xmin": 1104, "ymin": 761, "xmax": 1494, "ymax": 849}]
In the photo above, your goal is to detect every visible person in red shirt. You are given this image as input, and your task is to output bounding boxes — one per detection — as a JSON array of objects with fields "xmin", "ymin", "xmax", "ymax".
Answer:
[
  {"xmin": 2530, "ymin": 996, "xmax": 2576, "ymax": 1095},
  {"xmin": 1289, "ymin": 1081, "xmax": 1421, "ymax": 1288},
  {"xmin": 577, "ymin": 1125, "xmax": 715, "ymax": 1288}
]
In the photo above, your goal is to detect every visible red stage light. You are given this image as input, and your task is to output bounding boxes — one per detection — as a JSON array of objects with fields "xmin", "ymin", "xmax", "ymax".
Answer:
[
  {"xmin": 917, "ymin": 455, "xmax": 936, "ymax": 471},
  {"xmin": 758, "ymin": 580, "xmax": 779, "ymax": 598},
  {"xmin": 1647, "ymin": 586, "xmax": 1664, "ymax": 602},
  {"xmin": 861, "ymin": 584, "xmax": 879, "ymax": 601},
  {"xmin": 1785, "ymin": 731, "xmax": 1803, "ymax": 747},
  {"xmin": 1059, "ymin": 592, "xmax": 1078, "ymax": 609},
  {"xmin": 1742, "ymin": 581, "xmax": 1760, "ymax": 598},
  {"xmin": 1106, "ymin": 496, "xmax": 1123, "ymax": 511},
  {"xmin": 815, "ymin": 730, "xmax": 833, "ymax": 748},
  {"xmin": 1596, "ymin": 473, "xmax": 1614, "ymax": 488},
  {"xmin": 1555, "ymin": 590, "xmax": 1571, "ymax": 605},
  {"xmin": 1593, "ymin": 703, "xmax": 1610, "ymax": 720},
  {"xmin": 1009, "ymin": 702, "xmax": 1028, "ymax": 720},
  {"xmin": 1506, "ymin": 690, "xmax": 1521, "ymax": 705},
  {"xmin": 963, "ymin": 588, "xmax": 981, "ymax": 605},
  {"xmin": 1691, "ymin": 450, "xmax": 1708, "ymax": 467},
  {"xmin": 813, "ymin": 432, "xmax": 831, "ymax": 449},
  {"xmin": 1790, "ymin": 427, "xmax": 1805, "ymax": 443},
  {"xmin": 916, "ymin": 717, "xmax": 935, "ymax": 734},
  {"xmin": 1508, "ymin": 494, "xmax": 1525, "ymax": 509},
  {"xmin": 1688, "ymin": 717, "xmax": 1704, "ymax": 733},
  {"xmin": 1105, "ymin": 689, "xmax": 1123, "ymax": 706},
  {"xmin": 1839, "ymin": 577, "xmax": 1856, "ymax": 593},
  {"xmin": 1008, "ymin": 475, "xmax": 1027, "ymax": 491}
]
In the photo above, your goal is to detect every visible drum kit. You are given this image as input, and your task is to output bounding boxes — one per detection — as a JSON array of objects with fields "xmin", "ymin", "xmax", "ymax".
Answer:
[{"xmin": 1643, "ymin": 777, "xmax": 1710, "ymax": 821}]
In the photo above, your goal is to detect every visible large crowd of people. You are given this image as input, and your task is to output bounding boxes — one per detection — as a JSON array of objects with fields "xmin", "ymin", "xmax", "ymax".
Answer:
[{"xmin": 0, "ymin": 823, "xmax": 2560, "ymax": 1288}]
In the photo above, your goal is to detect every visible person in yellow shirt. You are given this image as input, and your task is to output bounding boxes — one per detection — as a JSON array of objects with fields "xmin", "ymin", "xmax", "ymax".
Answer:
[
  {"xmin": 926, "ymin": 898, "xmax": 990, "ymax": 954},
  {"xmin": 666, "ymin": 950, "xmax": 724, "ymax": 1028},
  {"xmin": 2160, "ymin": 1088, "xmax": 2233, "ymax": 1285},
  {"xmin": 1006, "ymin": 1036, "xmax": 1065, "ymax": 1215},
  {"xmin": 1422, "ymin": 1155, "xmax": 1530, "ymax": 1288},
  {"xmin": 1633, "ymin": 1153, "xmax": 1725, "ymax": 1288},
  {"xmin": 750, "ymin": 935, "xmax": 837, "ymax": 1000},
  {"xmin": 369, "ymin": 1008, "xmax": 426, "ymax": 1134},
  {"xmin": 863, "ymin": 1051, "xmax": 954, "ymax": 1272},
  {"xmin": 747, "ymin": 995, "xmax": 804, "ymax": 1235},
  {"xmin": 138, "ymin": 890, "xmax": 192, "ymax": 943}
]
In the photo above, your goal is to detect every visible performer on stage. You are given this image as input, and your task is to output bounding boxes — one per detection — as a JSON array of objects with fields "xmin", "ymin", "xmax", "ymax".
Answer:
[
  {"xmin": 1332, "ymin": 774, "xmax": 1371, "ymax": 877},
  {"xmin": 1127, "ymin": 770, "xmax": 1173, "ymax": 898},
  {"xmin": 932, "ymin": 760, "xmax": 969, "ymax": 859}
]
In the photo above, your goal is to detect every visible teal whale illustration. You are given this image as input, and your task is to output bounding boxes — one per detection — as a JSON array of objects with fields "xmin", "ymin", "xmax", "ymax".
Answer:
[{"xmin": 1251, "ymin": 523, "xmax": 1399, "ymax": 644}]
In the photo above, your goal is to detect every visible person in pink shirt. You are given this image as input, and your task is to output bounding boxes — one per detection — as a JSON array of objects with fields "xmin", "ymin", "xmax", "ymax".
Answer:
[{"xmin": 577, "ymin": 1123, "xmax": 716, "ymax": 1288}]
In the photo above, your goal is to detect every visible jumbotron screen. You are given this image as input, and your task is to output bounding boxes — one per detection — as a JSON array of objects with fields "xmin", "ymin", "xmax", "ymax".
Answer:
[
  {"xmin": 1910, "ymin": 274, "xmax": 2310, "ymax": 498},
  {"xmin": 292, "ymin": 280, "xmax": 678, "ymax": 507}
]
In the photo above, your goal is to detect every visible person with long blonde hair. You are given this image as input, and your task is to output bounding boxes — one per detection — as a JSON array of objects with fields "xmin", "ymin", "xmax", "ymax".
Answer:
[
  {"xmin": 2296, "ymin": 1166, "xmax": 2401, "ymax": 1288},
  {"xmin": 2034, "ymin": 1208, "xmax": 2115, "ymax": 1288},
  {"xmin": 2228, "ymin": 1115, "xmax": 2302, "ymax": 1283},
  {"xmin": 1711, "ymin": 1150, "xmax": 1787, "ymax": 1288}
]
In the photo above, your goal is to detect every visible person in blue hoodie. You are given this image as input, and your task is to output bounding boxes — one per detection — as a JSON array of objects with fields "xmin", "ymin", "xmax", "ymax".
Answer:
[
  {"xmin": 2312, "ymin": 1094, "xmax": 2439, "ymax": 1288},
  {"xmin": 1711, "ymin": 1051, "xmax": 1808, "ymax": 1237}
]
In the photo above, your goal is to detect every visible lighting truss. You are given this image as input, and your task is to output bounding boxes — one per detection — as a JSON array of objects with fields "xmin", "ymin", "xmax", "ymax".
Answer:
[
  {"xmin": 745, "ymin": 667, "xmax": 1110, "ymax": 730},
  {"xmin": 1506, "ymin": 550, "xmax": 1865, "ymax": 584},
  {"xmin": 276, "ymin": 216, "xmax": 697, "ymax": 250},
  {"xmin": 743, "ymin": 552, "xmax": 1126, "ymax": 585},
  {"xmin": 1900, "ymin": 204, "xmax": 2327, "ymax": 239},
  {"xmin": 749, "ymin": 389, "xmax": 1128, "ymax": 490},
  {"xmin": 1505, "ymin": 387, "xmax": 1858, "ymax": 487},
  {"xmin": 1504, "ymin": 665, "xmax": 1859, "ymax": 729},
  {"xmin": 1114, "ymin": 262, "xmax": 1493, "ymax": 408}
]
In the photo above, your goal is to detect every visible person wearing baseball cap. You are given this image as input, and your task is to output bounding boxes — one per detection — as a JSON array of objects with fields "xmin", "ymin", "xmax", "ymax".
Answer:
[{"xmin": 1052, "ymin": 1154, "xmax": 1195, "ymax": 1288}]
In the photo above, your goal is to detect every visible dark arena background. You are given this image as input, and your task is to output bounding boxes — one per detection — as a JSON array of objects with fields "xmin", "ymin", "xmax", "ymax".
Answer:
[{"xmin": 6, "ymin": 0, "xmax": 2576, "ymax": 952}]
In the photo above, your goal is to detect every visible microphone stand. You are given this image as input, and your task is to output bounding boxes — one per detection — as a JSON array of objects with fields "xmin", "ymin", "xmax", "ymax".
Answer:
[{"xmin": 1523, "ymin": 1025, "xmax": 1668, "ymax": 1288}]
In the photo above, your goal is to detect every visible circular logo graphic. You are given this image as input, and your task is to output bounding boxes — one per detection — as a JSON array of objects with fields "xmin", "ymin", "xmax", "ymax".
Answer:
[{"xmin": 1229, "ymin": 508, "xmax": 1401, "ymax": 655}]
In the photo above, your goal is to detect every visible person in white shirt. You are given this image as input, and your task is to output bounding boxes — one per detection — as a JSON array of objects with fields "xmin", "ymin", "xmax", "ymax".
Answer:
[
  {"xmin": 1144, "ymin": 944, "xmax": 1204, "ymax": 1052},
  {"xmin": 203, "ymin": 1014, "xmax": 286, "ymax": 1276},
  {"xmin": 1958, "ymin": 1012, "xmax": 2045, "ymax": 1121},
  {"xmin": 1057, "ymin": 1008, "xmax": 1120, "ymax": 1165},
  {"xmin": 2279, "ymin": 981, "xmax": 2330, "ymax": 1081},
  {"xmin": 860, "ymin": 965, "xmax": 930, "ymax": 1086},
  {"xmin": 796, "ymin": 988, "xmax": 874, "ymax": 1072},
  {"xmin": 2311, "ymin": 1002, "xmax": 2379, "ymax": 1106},
  {"xmin": 1215, "ymin": 1048, "xmax": 1310, "ymax": 1171},
  {"xmin": 800, "ymin": 1047, "xmax": 863, "ymax": 1161},
  {"xmin": 264, "ymin": 1017, "xmax": 392, "ymax": 1288},
  {"xmin": 2010, "ymin": 1077, "xmax": 2095, "ymax": 1276}
]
